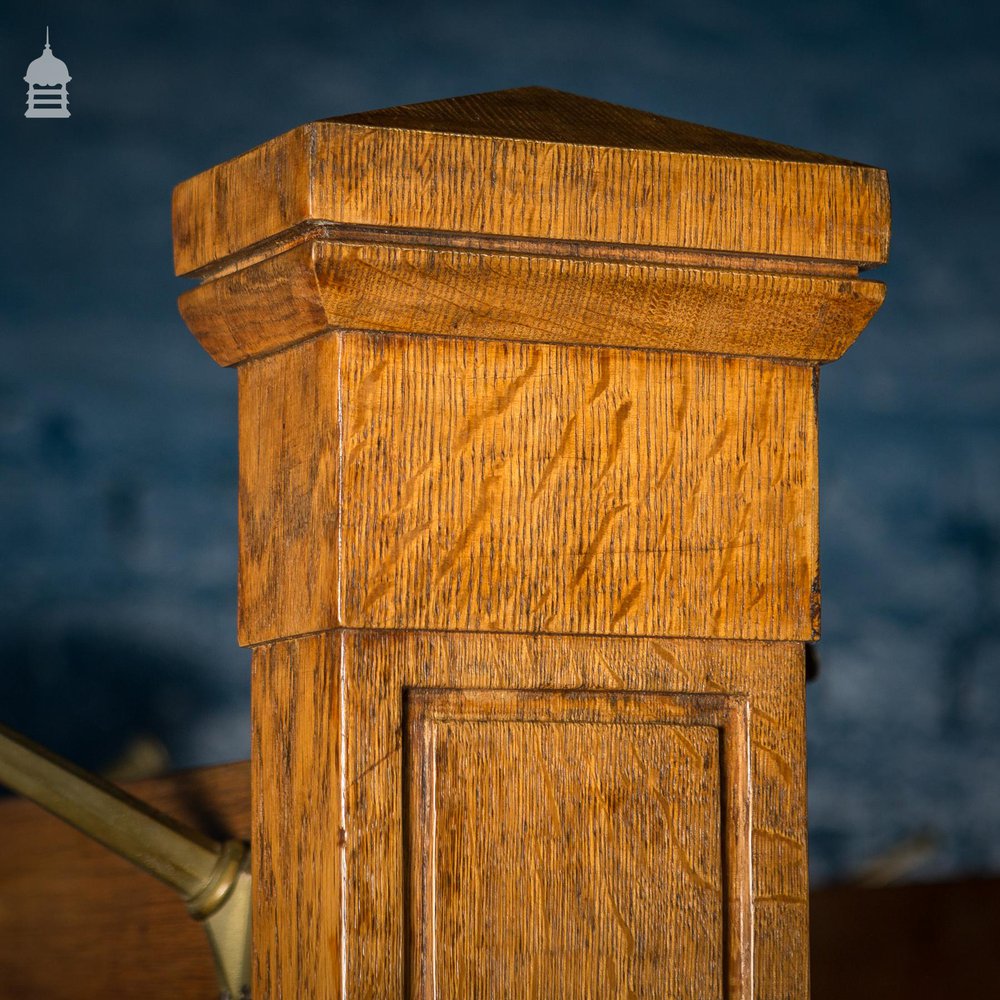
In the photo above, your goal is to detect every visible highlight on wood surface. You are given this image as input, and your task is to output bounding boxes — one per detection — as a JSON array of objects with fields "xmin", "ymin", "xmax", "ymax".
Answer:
[
  {"xmin": 173, "ymin": 87, "xmax": 890, "ymax": 278},
  {"xmin": 0, "ymin": 85, "xmax": 891, "ymax": 1000},
  {"xmin": 237, "ymin": 333, "xmax": 821, "ymax": 646}
]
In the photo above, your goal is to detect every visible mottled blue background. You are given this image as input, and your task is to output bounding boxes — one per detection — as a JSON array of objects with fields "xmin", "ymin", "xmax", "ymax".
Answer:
[{"xmin": 1, "ymin": 0, "xmax": 998, "ymax": 884}]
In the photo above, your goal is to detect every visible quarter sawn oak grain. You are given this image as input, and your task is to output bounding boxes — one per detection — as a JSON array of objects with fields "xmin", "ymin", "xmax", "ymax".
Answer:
[
  {"xmin": 251, "ymin": 631, "xmax": 802, "ymax": 999},
  {"xmin": 172, "ymin": 86, "xmax": 889, "ymax": 999},
  {"xmin": 237, "ymin": 331, "xmax": 819, "ymax": 646},
  {"xmin": 179, "ymin": 238, "xmax": 885, "ymax": 368},
  {"xmin": 173, "ymin": 87, "xmax": 890, "ymax": 277}
]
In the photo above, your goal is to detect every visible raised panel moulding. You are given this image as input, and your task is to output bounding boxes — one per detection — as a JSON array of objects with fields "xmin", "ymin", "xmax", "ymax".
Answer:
[{"xmin": 404, "ymin": 689, "xmax": 752, "ymax": 1000}]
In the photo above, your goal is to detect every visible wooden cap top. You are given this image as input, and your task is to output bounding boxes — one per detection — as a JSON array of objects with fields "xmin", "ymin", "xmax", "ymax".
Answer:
[{"xmin": 173, "ymin": 86, "xmax": 890, "ymax": 277}]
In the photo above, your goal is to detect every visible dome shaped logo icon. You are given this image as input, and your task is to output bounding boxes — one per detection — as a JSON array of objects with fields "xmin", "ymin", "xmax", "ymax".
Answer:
[{"xmin": 24, "ymin": 27, "xmax": 71, "ymax": 119}]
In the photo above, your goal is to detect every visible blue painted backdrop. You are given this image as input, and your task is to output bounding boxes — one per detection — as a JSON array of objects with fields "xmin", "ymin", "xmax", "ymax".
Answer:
[{"xmin": 1, "ymin": 0, "xmax": 998, "ymax": 884}]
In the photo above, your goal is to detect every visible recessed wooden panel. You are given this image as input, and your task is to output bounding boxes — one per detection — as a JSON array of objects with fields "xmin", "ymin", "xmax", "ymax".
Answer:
[
  {"xmin": 404, "ymin": 689, "xmax": 751, "ymax": 1000},
  {"xmin": 290, "ymin": 630, "xmax": 806, "ymax": 998}
]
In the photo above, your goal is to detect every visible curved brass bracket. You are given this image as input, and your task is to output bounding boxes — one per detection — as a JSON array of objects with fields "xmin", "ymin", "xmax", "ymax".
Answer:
[{"xmin": 0, "ymin": 722, "xmax": 251, "ymax": 999}]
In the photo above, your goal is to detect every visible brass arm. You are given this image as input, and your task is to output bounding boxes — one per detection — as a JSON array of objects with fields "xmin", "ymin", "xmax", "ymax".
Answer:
[{"xmin": 0, "ymin": 722, "xmax": 251, "ymax": 999}]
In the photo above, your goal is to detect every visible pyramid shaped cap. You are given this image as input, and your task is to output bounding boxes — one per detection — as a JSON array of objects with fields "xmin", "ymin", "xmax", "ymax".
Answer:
[
  {"xmin": 174, "ymin": 87, "xmax": 889, "ymax": 276},
  {"xmin": 332, "ymin": 86, "xmax": 855, "ymax": 165}
]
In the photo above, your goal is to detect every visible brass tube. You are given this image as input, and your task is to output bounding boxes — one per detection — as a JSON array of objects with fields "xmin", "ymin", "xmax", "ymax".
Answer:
[{"xmin": 0, "ymin": 722, "xmax": 223, "ymax": 906}]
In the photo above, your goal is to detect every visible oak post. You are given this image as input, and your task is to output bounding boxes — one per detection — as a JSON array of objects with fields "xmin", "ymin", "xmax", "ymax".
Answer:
[{"xmin": 174, "ymin": 87, "xmax": 889, "ymax": 999}]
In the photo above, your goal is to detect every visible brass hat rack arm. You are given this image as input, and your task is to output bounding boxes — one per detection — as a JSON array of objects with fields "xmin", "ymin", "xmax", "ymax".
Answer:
[
  {"xmin": 0, "ymin": 721, "xmax": 224, "ymax": 904},
  {"xmin": 0, "ymin": 721, "xmax": 251, "ymax": 999}
]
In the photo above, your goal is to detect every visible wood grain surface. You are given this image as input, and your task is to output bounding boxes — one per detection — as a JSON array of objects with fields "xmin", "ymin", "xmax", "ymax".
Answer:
[
  {"xmin": 179, "ymin": 238, "xmax": 885, "ymax": 368},
  {"xmin": 0, "ymin": 761, "xmax": 249, "ymax": 1000},
  {"xmin": 251, "ymin": 635, "xmax": 342, "ymax": 999},
  {"xmin": 238, "ymin": 331, "xmax": 819, "ymax": 646},
  {"xmin": 252, "ymin": 630, "xmax": 807, "ymax": 999},
  {"xmin": 2, "ymin": 759, "xmax": 988, "ymax": 999},
  {"xmin": 237, "ymin": 336, "xmax": 341, "ymax": 646},
  {"xmin": 173, "ymin": 87, "xmax": 890, "ymax": 277},
  {"xmin": 405, "ymin": 688, "xmax": 751, "ymax": 999},
  {"xmin": 171, "ymin": 85, "xmax": 890, "ymax": 1000}
]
